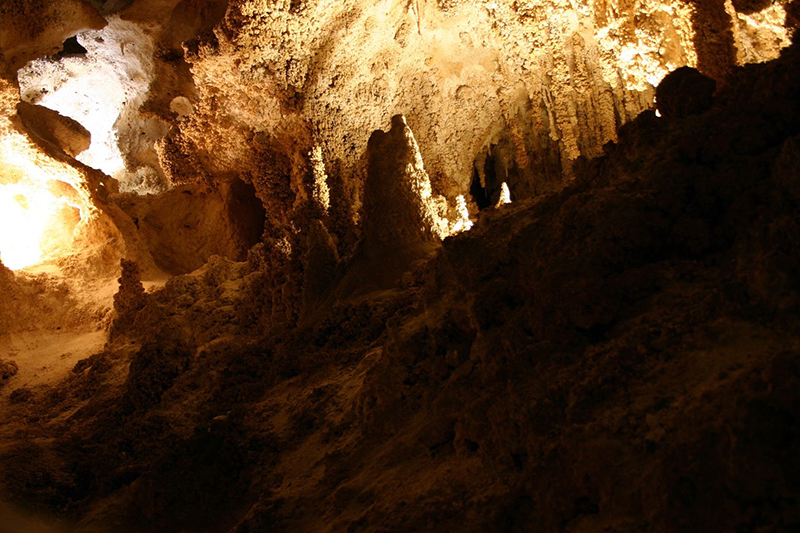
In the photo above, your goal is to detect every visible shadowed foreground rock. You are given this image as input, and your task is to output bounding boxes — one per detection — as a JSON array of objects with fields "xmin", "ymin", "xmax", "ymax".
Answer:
[
  {"xmin": 656, "ymin": 66, "xmax": 717, "ymax": 119},
  {"xmin": 16, "ymin": 101, "xmax": 91, "ymax": 158}
]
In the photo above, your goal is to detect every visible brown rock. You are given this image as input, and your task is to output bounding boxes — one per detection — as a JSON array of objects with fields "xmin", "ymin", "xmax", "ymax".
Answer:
[
  {"xmin": 0, "ymin": 0, "xmax": 106, "ymax": 70},
  {"xmin": 16, "ymin": 101, "xmax": 91, "ymax": 158},
  {"xmin": 113, "ymin": 258, "xmax": 146, "ymax": 319},
  {"xmin": 363, "ymin": 115, "xmax": 444, "ymax": 252},
  {"xmin": 656, "ymin": 66, "xmax": 717, "ymax": 119},
  {"xmin": 0, "ymin": 358, "xmax": 18, "ymax": 384}
]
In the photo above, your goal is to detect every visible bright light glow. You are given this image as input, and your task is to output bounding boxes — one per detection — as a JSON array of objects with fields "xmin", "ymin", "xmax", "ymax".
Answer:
[
  {"xmin": 0, "ymin": 183, "xmax": 71, "ymax": 269},
  {"xmin": 498, "ymin": 182, "xmax": 512, "ymax": 205},
  {"xmin": 0, "ymin": 135, "xmax": 92, "ymax": 270},
  {"xmin": 450, "ymin": 194, "xmax": 473, "ymax": 234}
]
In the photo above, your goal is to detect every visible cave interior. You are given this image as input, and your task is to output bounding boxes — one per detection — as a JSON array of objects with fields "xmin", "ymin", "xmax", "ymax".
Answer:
[{"xmin": 1, "ymin": 0, "xmax": 800, "ymax": 532}]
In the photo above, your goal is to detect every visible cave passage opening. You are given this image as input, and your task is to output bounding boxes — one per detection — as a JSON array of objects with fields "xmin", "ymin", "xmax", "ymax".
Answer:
[{"xmin": 17, "ymin": 15, "xmax": 168, "ymax": 194}]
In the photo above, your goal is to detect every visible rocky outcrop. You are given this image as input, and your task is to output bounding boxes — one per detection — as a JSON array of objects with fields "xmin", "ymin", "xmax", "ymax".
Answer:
[
  {"xmin": 147, "ymin": 0, "xmax": 789, "ymax": 206},
  {"xmin": 0, "ymin": 0, "xmax": 105, "ymax": 70},
  {"xmin": 0, "ymin": 266, "xmax": 105, "ymax": 337},
  {"xmin": 363, "ymin": 115, "xmax": 446, "ymax": 251},
  {"xmin": 0, "ymin": 2, "xmax": 799, "ymax": 532},
  {"xmin": 656, "ymin": 66, "xmax": 717, "ymax": 118},
  {"xmin": 112, "ymin": 259, "xmax": 146, "ymax": 318},
  {"xmin": 4, "ymin": 0, "xmax": 794, "ymax": 318},
  {"xmin": 113, "ymin": 178, "xmax": 266, "ymax": 275},
  {"xmin": 15, "ymin": 101, "xmax": 91, "ymax": 158}
]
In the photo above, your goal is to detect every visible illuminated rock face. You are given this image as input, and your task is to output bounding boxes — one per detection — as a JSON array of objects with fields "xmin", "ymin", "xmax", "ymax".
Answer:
[
  {"xmin": 0, "ymin": 58, "xmax": 104, "ymax": 272},
  {"xmin": 168, "ymin": 0, "xmax": 687, "ymax": 205},
  {"xmin": 154, "ymin": 0, "xmax": 794, "ymax": 242},
  {"xmin": 1, "ymin": 0, "xmax": 795, "ymax": 276},
  {"xmin": 18, "ymin": 16, "xmax": 167, "ymax": 194}
]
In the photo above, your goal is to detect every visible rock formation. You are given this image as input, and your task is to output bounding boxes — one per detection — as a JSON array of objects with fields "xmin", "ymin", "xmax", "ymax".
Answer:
[
  {"xmin": 363, "ymin": 115, "xmax": 447, "ymax": 250},
  {"xmin": 15, "ymin": 101, "xmax": 92, "ymax": 159},
  {"xmin": 0, "ymin": 1, "xmax": 799, "ymax": 532},
  {"xmin": 655, "ymin": 66, "xmax": 717, "ymax": 118}
]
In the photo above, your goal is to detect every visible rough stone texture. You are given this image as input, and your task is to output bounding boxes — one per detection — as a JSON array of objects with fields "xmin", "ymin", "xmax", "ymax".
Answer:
[
  {"xmin": 113, "ymin": 178, "xmax": 266, "ymax": 275},
  {"xmin": 3, "ymin": 0, "xmax": 792, "ymax": 326},
  {"xmin": 0, "ymin": 259, "xmax": 11, "ymax": 281},
  {"xmin": 17, "ymin": 15, "xmax": 169, "ymax": 193},
  {"xmin": 0, "ymin": 358, "xmax": 19, "ymax": 384},
  {"xmin": 656, "ymin": 66, "xmax": 717, "ymax": 118},
  {"xmin": 15, "ymin": 101, "xmax": 92, "ymax": 158},
  {"xmin": 157, "ymin": 0, "xmax": 682, "ymax": 210},
  {"xmin": 145, "ymin": 0, "xmax": 791, "ymax": 218},
  {"xmin": 0, "ymin": 51, "xmax": 131, "ymax": 279},
  {"xmin": 113, "ymin": 0, "xmax": 791, "ymax": 319},
  {"xmin": 112, "ymin": 259, "xmax": 146, "ymax": 324},
  {"xmin": 0, "ymin": 0, "xmax": 106, "ymax": 70},
  {"xmin": 0, "ymin": 1, "xmax": 799, "ymax": 532},
  {"xmin": 0, "ymin": 32, "xmax": 799, "ymax": 533},
  {"xmin": 0, "ymin": 270, "xmax": 106, "ymax": 337},
  {"xmin": 363, "ymin": 115, "xmax": 446, "ymax": 251}
]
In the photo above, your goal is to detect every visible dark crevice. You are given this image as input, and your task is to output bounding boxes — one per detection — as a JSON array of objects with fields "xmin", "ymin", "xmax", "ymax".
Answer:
[
  {"xmin": 52, "ymin": 36, "xmax": 87, "ymax": 60},
  {"xmin": 470, "ymin": 164, "xmax": 491, "ymax": 210}
]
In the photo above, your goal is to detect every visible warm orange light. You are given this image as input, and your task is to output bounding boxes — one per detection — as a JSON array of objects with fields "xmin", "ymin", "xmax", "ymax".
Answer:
[
  {"xmin": 0, "ymin": 183, "xmax": 62, "ymax": 269},
  {"xmin": 0, "ymin": 136, "xmax": 92, "ymax": 270}
]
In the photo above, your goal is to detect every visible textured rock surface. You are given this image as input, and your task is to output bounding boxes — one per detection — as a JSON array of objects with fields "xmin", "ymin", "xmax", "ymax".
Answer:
[
  {"xmin": 656, "ymin": 66, "xmax": 717, "ymax": 118},
  {"xmin": 0, "ymin": 358, "xmax": 19, "ymax": 384},
  {"xmin": 16, "ymin": 101, "xmax": 92, "ymax": 158},
  {"xmin": 363, "ymin": 115, "xmax": 446, "ymax": 250},
  {"xmin": 1, "ymin": 27, "xmax": 799, "ymax": 533},
  {"xmin": 112, "ymin": 259, "xmax": 147, "ymax": 332},
  {"xmin": 0, "ymin": 1, "xmax": 799, "ymax": 532},
  {"xmin": 0, "ymin": 0, "xmax": 106, "ymax": 70},
  {"xmin": 145, "ymin": 0, "xmax": 789, "ymax": 211}
]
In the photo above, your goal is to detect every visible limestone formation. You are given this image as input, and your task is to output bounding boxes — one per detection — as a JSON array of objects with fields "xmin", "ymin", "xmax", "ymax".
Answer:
[
  {"xmin": 363, "ymin": 115, "xmax": 447, "ymax": 251},
  {"xmin": 0, "ymin": 2, "xmax": 799, "ymax": 532},
  {"xmin": 302, "ymin": 219, "xmax": 339, "ymax": 310},
  {"xmin": 15, "ymin": 101, "xmax": 91, "ymax": 158},
  {"xmin": 0, "ymin": 0, "xmax": 106, "ymax": 70},
  {"xmin": 111, "ymin": 258, "xmax": 146, "ymax": 338},
  {"xmin": 656, "ymin": 66, "xmax": 717, "ymax": 118}
]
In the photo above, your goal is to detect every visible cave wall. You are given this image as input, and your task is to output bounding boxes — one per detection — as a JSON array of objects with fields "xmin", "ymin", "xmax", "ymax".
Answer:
[
  {"xmin": 0, "ymin": 1, "xmax": 799, "ymax": 532},
  {"xmin": 115, "ymin": 0, "xmax": 791, "ymax": 324},
  {"xmin": 155, "ymin": 0, "xmax": 692, "ymax": 214},
  {"xmin": 0, "ymin": 0, "xmax": 106, "ymax": 71},
  {"xmin": 1, "ymin": 36, "xmax": 799, "ymax": 532},
  {"xmin": 2, "ymin": 0, "xmax": 795, "ymax": 286},
  {"xmin": 151, "ymin": 0, "xmax": 793, "ymax": 209}
]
